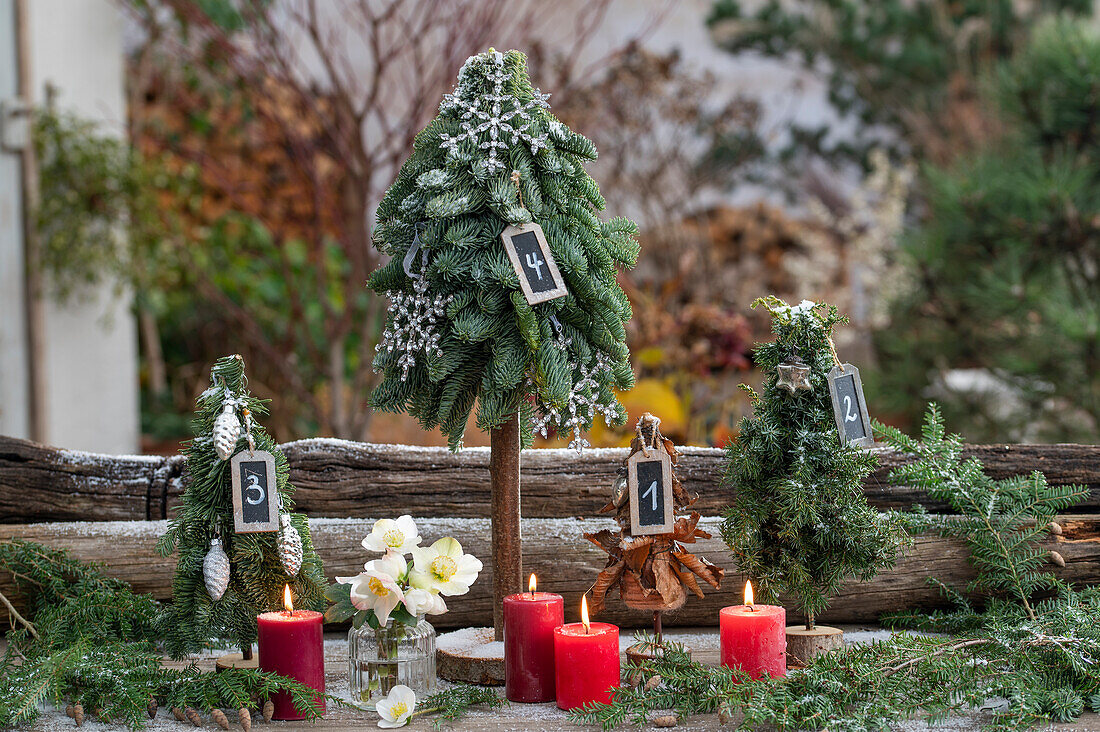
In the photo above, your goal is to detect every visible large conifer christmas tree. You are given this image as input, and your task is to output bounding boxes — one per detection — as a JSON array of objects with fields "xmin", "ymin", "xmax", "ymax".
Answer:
[
  {"xmin": 157, "ymin": 355, "xmax": 326, "ymax": 659},
  {"xmin": 367, "ymin": 49, "xmax": 638, "ymax": 451},
  {"xmin": 721, "ymin": 298, "xmax": 904, "ymax": 628}
]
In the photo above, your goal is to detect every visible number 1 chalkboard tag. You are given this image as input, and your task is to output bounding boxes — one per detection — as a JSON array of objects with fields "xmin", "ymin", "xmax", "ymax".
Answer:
[
  {"xmin": 230, "ymin": 449, "xmax": 279, "ymax": 533},
  {"xmin": 827, "ymin": 364, "xmax": 875, "ymax": 448},
  {"xmin": 627, "ymin": 442, "xmax": 674, "ymax": 536},
  {"xmin": 500, "ymin": 222, "xmax": 568, "ymax": 305}
]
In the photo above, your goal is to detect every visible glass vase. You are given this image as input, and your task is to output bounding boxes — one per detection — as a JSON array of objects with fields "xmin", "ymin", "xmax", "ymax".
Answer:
[{"xmin": 348, "ymin": 617, "xmax": 437, "ymax": 707}]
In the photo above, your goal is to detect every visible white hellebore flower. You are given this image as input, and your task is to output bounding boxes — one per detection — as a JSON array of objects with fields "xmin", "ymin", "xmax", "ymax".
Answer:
[
  {"xmin": 376, "ymin": 684, "xmax": 416, "ymax": 728},
  {"xmin": 362, "ymin": 515, "xmax": 422, "ymax": 555},
  {"xmin": 410, "ymin": 538, "xmax": 483, "ymax": 596},
  {"xmin": 337, "ymin": 553, "xmax": 407, "ymax": 626},
  {"xmin": 403, "ymin": 587, "xmax": 448, "ymax": 617}
]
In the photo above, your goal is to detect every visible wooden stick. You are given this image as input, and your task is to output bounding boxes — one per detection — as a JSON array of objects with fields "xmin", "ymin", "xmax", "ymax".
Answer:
[
  {"xmin": 0, "ymin": 587, "xmax": 38, "ymax": 640},
  {"xmin": 489, "ymin": 412, "xmax": 522, "ymax": 640},
  {"xmin": 880, "ymin": 638, "xmax": 990, "ymax": 678}
]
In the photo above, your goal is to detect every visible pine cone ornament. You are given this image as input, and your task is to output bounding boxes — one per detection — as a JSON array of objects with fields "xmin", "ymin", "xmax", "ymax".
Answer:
[
  {"xmin": 278, "ymin": 514, "xmax": 303, "ymax": 577},
  {"xmin": 211, "ymin": 708, "xmax": 230, "ymax": 730},
  {"xmin": 213, "ymin": 402, "xmax": 241, "ymax": 460},
  {"xmin": 185, "ymin": 707, "xmax": 202, "ymax": 727},
  {"xmin": 238, "ymin": 707, "xmax": 252, "ymax": 732},
  {"xmin": 203, "ymin": 537, "xmax": 231, "ymax": 600}
]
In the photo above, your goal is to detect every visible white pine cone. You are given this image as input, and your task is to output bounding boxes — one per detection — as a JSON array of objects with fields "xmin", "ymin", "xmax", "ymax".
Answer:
[
  {"xmin": 203, "ymin": 537, "xmax": 231, "ymax": 600},
  {"xmin": 213, "ymin": 403, "xmax": 241, "ymax": 460},
  {"xmin": 278, "ymin": 515, "xmax": 303, "ymax": 577}
]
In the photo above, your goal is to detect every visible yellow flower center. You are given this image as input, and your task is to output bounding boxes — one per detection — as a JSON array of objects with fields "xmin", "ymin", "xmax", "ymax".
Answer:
[
  {"xmin": 368, "ymin": 577, "xmax": 390, "ymax": 597},
  {"xmin": 388, "ymin": 701, "xmax": 408, "ymax": 718},
  {"xmin": 383, "ymin": 529, "xmax": 404, "ymax": 548},
  {"xmin": 431, "ymin": 555, "xmax": 457, "ymax": 581}
]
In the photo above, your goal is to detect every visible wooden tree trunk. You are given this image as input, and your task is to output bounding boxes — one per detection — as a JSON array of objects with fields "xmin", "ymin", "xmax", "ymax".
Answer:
[{"xmin": 489, "ymin": 412, "xmax": 522, "ymax": 640}]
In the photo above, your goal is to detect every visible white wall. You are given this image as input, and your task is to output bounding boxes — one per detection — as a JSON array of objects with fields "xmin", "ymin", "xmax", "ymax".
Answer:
[
  {"xmin": 14, "ymin": 0, "xmax": 139, "ymax": 453},
  {"xmin": 0, "ymin": 0, "xmax": 30, "ymax": 439}
]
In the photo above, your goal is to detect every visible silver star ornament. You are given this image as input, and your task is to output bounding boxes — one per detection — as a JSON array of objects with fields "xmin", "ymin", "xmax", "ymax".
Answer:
[{"xmin": 776, "ymin": 358, "xmax": 813, "ymax": 393}]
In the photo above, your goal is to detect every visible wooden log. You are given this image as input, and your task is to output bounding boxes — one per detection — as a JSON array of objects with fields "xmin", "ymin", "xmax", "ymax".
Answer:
[
  {"xmin": 3, "ymin": 435, "xmax": 1099, "ymax": 523},
  {"xmin": 2, "ymin": 516, "xmax": 1098, "ymax": 628}
]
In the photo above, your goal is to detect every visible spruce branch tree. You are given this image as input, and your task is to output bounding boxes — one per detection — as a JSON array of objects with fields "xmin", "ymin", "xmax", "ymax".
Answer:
[
  {"xmin": 156, "ymin": 355, "xmax": 326, "ymax": 659},
  {"xmin": 367, "ymin": 49, "xmax": 639, "ymax": 451},
  {"xmin": 721, "ymin": 297, "xmax": 906, "ymax": 628}
]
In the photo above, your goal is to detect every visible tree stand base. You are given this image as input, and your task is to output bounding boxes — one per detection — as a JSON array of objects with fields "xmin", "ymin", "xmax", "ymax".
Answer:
[
  {"xmin": 785, "ymin": 625, "xmax": 844, "ymax": 668},
  {"xmin": 436, "ymin": 627, "xmax": 504, "ymax": 686},
  {"xmin": 215, "ymin": 652, "xmax": 258, "ymax": 673}
]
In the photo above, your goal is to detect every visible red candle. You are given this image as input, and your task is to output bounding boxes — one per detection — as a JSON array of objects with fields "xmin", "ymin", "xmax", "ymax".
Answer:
[
  {"xmin": 257, "ymin": 586, "xmax": 326, "ymax": 720},
  {"xmin": 504, "ymin": 574, "xmax": 564, "ymax": 702},
  {"xmin": 553, "ymin": 596, "xmax": 620, "ymax": 710},
  {"xmin": 720, "ymin": 581, "xmax": 786, "ymax": 679}
]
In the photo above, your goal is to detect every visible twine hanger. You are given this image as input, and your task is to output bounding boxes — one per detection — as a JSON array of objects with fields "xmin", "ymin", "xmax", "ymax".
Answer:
[
  {"xmin": 511, "ymin": 169, "xmax": 525, "ymax": 209},
  {"xmin": 827, "ymin": 335, "xmax": 845, "ymax": 372}
]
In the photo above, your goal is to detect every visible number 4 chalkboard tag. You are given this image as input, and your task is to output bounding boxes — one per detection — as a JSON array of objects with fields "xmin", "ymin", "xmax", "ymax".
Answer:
[
  {"xmin": 230, "ymin": 449, "xmax": 279, "ymax": 533},
  {"xmin": 500, "ymin": 222, "xmax": 568, "ymax": 305},
  {"xmin": 827, "ymin": 364, "xmax": 875, "ymax": 448},
  {"xmin": 627, "ymin": 442, "xmax": 674, "ymax": 536}
]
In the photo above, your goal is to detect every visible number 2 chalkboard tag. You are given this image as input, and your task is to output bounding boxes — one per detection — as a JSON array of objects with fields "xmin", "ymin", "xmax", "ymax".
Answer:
[
  {"xmin": 627, "ymin": 442, "xmax": 674, "ymax": 536},
  {"xmin": 500, "ymin": 222, "xmax": 568, "ymax": 305},
  {"xmin": 827, "ymin": 364, "xmax": 875, "ymax": 448},
  {"xmin": 230, "ymin": 450, "xmax": 279, "ymax": 533}
]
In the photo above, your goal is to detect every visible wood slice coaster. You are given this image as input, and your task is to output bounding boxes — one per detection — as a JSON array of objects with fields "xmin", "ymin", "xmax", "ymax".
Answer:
[
  {"xmin": 215, "ymin": 652, "xmax": 259, "ymax": 673},
  {"xmin": 785, "ymin": 625, "xmax": 844, "ymax": 668},
  {"xmin": 436, "ymin": 627, "xmax": 504, "ymax": 685}
]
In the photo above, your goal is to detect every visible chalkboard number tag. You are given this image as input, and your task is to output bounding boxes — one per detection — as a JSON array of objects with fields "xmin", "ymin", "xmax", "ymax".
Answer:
[
  {"xmin": 500, "ymin": 222, "xmax": 568, "ymax": 305},
  {"xmin": 627, "ymin": 444, "xmax": 674, "ymax": 536},
  {"xmin": 230, "ymin": 450, "xmax": 279, "ymax": 533},
  {"xmin": 827, "ymin": 364, "xmax": 875, "ymax": 448}
]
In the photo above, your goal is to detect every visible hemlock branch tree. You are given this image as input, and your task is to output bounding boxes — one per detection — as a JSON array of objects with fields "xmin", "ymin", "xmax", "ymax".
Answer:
[
  {"xmin": 156, "ymin": 355, "xmax": 326, "ymax": 660},
  {"xmin": 367, "ymin": 49, "xmax": 639, "ymax": 637},
  {"xmin": 721, "ymin": 297, "xmax": 905, "ymax": 631}
]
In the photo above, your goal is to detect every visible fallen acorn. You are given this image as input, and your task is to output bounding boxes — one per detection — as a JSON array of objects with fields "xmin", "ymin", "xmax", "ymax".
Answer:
[
  {"xmin": 211, "ymin": 707, "xmax": 230, "ymax": 730},
  {"xmin": 239, "ymin": 707, "xmax": 252, "ymax": 732},
  {"xmin": 652, "ymin": 714, "xmax": 678, "ymax": 727},
  {"xmin": 1050, "ymin": 550, "xmax": 1066, "ymax": 567},
  {"xmin": 262, "ymin": 700, "xmax": 275, "ymax": 722}
]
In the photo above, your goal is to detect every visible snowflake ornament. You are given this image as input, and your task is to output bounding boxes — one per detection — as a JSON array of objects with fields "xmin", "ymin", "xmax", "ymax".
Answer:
[
  {"xmin": 438, "ymin": 50, "xmax": 550, "ymax": 174},
  {"xmin": 532, "ymin": 321, "xmax": 623, "ymax": 452},
  {"xmin": 376, "ymin": 264, "xmax": 453, "ymax": 382}
]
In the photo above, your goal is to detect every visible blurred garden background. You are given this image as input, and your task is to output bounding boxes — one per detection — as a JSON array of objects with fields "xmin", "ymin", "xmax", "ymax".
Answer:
[{"xmin": 2, "ymin": 0, "xmax": 1098, "ymax": 454}]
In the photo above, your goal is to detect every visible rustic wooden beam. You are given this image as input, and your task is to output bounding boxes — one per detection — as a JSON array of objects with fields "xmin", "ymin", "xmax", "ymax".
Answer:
[
  {"xmin": 2, "ymin": 516, "xmax": 1097, "ymax": 629},
  {"xmin": 2, "ymin": 435, "xmax": 1099, "ymax": 524}
]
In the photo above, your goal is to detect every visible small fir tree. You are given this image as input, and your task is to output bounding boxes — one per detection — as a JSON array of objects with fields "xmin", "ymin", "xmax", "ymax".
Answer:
[
  {"xmin": 721, "ymin": 297, "xmax": 905, "ymax": 628},
  {"xmin": 156, "ymin": 355, "xmax": 326, "ymax": 659},
  {"xmin": 366, "ymin": 49, "xmax": 639, "ymax": 634},
  {"xmin": 367, "ymin": 49, "xmax": 638, "ymax": 449}
]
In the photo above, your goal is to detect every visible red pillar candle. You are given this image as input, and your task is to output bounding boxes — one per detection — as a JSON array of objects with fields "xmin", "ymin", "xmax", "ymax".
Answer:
[
  {"xmin": 257, "ymin": 586, "xmax": 326, "ymax": 720},
  {"xmin": 719, "ymin": 581, "xmax": 786, "ymax": 679},
  {"xmin": 553, "ymin": 596, "xmax": 620, "ymax": 710},
  {"xmin": 504, "ymin": 575, "xmax": 563, "ymax": 702}
]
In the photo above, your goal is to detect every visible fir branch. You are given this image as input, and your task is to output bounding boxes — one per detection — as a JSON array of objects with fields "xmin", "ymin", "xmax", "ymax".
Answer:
[{"xmin": 417, "ymin": 684, "xmax": 507, "ymax": 728}]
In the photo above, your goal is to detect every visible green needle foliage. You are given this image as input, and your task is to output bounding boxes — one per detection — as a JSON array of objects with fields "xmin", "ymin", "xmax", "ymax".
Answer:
[
  {"xmin": 156, "ymin": 355, "xmax": 326, "ymax": 658},
  {"xmin": 575, "ymin": 407, "xmax": 1098, "ymax": 731},
  {"xmin": 368, "ymin": 49, "xmax": 639, "ymax": 449},
  {"xmin": 418, "ymin": 685, "xmax": 507, "ymax": 729},
  {"xmin": 0, "ymin": 541, "xmax": 327, "ymax": 730},
  {"xmin": 876, "ymin": 404, "xmax": 1087, "ymax": 620},
  {"xmin": 721, "ymin": 297, "xmax": 906, "ymax": 626}
]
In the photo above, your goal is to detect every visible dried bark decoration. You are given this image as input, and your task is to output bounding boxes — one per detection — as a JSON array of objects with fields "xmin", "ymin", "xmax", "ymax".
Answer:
[{"xmin": 584, "ymin": 413, "xmax": 724, "ymax": 636}]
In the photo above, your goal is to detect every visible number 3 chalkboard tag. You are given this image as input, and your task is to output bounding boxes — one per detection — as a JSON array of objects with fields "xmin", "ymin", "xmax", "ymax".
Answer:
[
  {"xmin": 230, "ymin": 450, "xmax": 279, "ymax": 533},
  {"xmin": 500, "ymin": 222, "xmax": 568, "ymax": 305},
  {"xmin": 627, "ymin": 442, "xmax": 674, "ymax": 536},
  {"xmin": 827, "ymin": 364, "xmax": 875, "ymax": 448}
]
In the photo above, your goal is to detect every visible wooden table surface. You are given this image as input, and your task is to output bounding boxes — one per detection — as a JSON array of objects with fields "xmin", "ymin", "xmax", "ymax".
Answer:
[{"xmin": 18, "ymin": 628, "xmax": 1100, "ymax": 731}]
